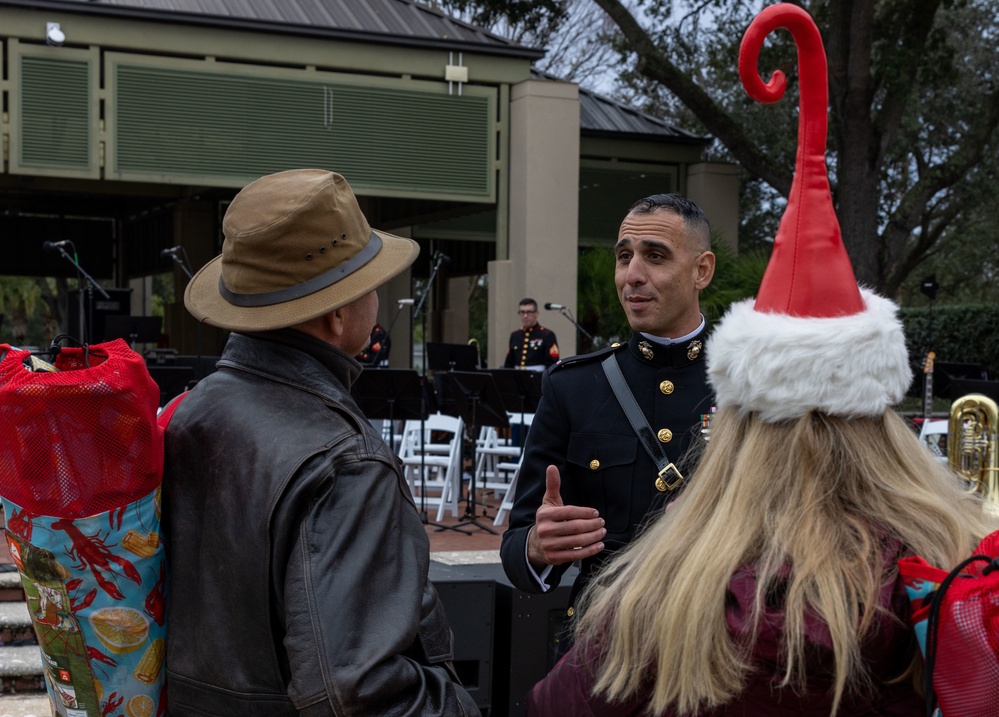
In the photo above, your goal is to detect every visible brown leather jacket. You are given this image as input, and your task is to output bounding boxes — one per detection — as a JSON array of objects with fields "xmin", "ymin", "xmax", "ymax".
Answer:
[{"xmin": 163, "ymin": 330, "xmax": 479, "ymax": 716}]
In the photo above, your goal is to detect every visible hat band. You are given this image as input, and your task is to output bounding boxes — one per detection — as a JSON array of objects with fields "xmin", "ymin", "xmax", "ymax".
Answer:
[{"xmin": 219, "ymin": 231, "xmax": 382, "ymax": 308}]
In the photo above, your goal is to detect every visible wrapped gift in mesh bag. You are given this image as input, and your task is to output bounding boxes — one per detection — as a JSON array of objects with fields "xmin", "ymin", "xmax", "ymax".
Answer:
[
  {"xmin": 0, "ymin": 339, "xmax": 167, "ymax": 717},
  {"xmin": 898, "ymin": 530, "xmax": 999, "ymax": 717}
]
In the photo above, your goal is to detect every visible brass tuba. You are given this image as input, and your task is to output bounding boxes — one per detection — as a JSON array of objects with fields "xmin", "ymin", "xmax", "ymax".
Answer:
[{"xmin": 948, "ymin": 393, "xmax": 999, "ymax": 506}]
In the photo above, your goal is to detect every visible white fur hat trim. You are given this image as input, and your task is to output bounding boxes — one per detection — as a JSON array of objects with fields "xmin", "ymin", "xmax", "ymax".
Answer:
[{"xmin": 706, "ymin": 288, "xmax": 912, "ymax": 422}]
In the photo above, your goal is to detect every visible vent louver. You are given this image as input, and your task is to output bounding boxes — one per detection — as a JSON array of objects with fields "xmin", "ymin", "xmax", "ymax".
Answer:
[
  {"xmin": 114, "ymin": 64, "xmax": 493, "ymax": 200},
  {"xmin": 18, "ymin": 56, "xmax": 92, "ymax": 172}
]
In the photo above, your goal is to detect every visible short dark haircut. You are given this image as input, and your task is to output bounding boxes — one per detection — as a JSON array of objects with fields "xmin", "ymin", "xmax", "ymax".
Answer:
[
  {"xmin": 519, "ymin": 298, "xmax": 537, "ymax": 308},
  {"xmin": 628, "ymin": 193, "xmax": 711, "ymax": 251}
]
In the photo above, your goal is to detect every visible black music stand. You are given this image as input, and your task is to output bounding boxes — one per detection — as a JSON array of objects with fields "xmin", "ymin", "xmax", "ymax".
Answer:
[
  {"xmin": 935, "ymin": 362, "xmax": 989, "ymax": 399},
  {"xmin": 435, "ymin": 371, "xmax": 509, "ymax": 534},
  {"xmin": 426, "ymin": 342, "xmax": 478, "ymax": 372},
  {"xmin": 147, "ymin": 365, "xmax": 195, "ymax": 406},
  {"xmin": 350, "ymin": 368, "xmax": 426, "ymax": 449},
  {"xmin": 352, "ymin": 368, "xmax": 466, "ymax": 532},
  {"xmin": 104, "ymin": 315, "xmax": 162, "ymax": 348},
  {"xmin": 488, "ymin": 368, "xmax": 543, "ymax": 451},
  {"xmin": 948, "ymin": 378, "xmax": 999, "ymax": 403}
]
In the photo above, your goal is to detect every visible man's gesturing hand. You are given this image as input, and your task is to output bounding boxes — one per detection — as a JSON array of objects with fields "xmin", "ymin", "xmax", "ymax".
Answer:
[{"xmin": 527, "ymin": 465, "xmax": 606, "ymax": 570}]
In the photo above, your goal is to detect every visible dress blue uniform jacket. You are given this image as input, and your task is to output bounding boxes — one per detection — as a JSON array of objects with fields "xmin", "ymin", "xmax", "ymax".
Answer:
[
  {"xmin": 499, "ymin": 329, "xmax": 713, "ymax": 607},
  {"xmin": 504, "ymin": 324, "xmax": 559, "ymax": 369}
]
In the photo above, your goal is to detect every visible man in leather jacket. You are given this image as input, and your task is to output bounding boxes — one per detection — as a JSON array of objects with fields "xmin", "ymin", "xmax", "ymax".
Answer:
[{"xmin": 163, "ymin": 169, "xmax": 480, "ymax": 716}]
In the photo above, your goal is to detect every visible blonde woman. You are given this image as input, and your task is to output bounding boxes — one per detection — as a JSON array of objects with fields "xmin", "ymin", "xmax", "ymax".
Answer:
[
  {"xmin": 528, "ymin": 400, "xmax": 993, "ymax": 716},
  {"xmin": 526, "ymin": 5, "xmax": 997, "ymax": 716}
]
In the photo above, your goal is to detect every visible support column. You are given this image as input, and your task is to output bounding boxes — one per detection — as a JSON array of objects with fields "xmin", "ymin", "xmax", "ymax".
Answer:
[
  {"xmin": 380, "ymin": 268, "xmax": 413, "ymax": 369},
  {"xmin": 686, "ymin": 162, "xmax": 740, "ymax": 253},
  {"xmin": 492, "ymin": 78, "xmax": 580, "ymax": 365},
  {"xmin": 488, "ymin": 259, "xmax": 514, "ymax": 369},
  {"xmin": 168, "ymin": 199, "xmax": 227, "ymax": 356},
  {"xmin": 442, "ymin": 276, "xmax": 470, "ymax": 345}
]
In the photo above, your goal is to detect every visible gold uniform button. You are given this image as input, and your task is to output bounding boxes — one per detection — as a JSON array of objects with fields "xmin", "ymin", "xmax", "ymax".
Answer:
[
  {"xmin": 655, "ymin": 476, "xmax": 668, "ymax": 492},
  {"xmin": 589, "ymin": 459, "xmax": 600, "ymax": 471},
  {"xmin": 566, "ymin": 606, "xmax": 575, "ymax": 618},
  {"xmin": 657, "ymin": 428, "xmax": 673, "ymax": 443},
  {"xmin": 659, "ymin": 380, "xmax": 674, "ymax": 395}
]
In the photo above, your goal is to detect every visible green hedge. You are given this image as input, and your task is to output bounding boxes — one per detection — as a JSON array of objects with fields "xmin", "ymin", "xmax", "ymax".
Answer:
[{"xmin": 901, "ymin": 304, "xmax": 999, "ymax": 389}]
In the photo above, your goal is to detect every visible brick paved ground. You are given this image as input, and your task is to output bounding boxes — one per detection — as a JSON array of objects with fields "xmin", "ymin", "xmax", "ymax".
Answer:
[{"xmin": 424, "ymin": 487, "xmax": 507, "ymax": 554}]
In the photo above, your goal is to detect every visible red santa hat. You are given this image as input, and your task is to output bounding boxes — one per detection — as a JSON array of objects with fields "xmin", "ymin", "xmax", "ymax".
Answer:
[{"xmin": 707, "ymin": 3, "xmax": 912, "ymax": 422}]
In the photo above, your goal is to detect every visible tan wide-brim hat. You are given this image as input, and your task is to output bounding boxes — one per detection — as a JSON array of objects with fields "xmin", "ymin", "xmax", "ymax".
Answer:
[{"xmin": 185, "ymin": 169, "xmax": 419, "ymax": 332}]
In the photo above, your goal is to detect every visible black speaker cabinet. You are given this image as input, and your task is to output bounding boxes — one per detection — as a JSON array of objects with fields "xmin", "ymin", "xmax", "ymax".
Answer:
[
  {"xmin": 491, "ymin": 568, "xmax": 576, "ymax": 717},
  {"xmin": 67, "ymin": 288, "xmax": 132, "ymax": 344},
  {"xmin": 429, "ymin": 562, "xmax": 496, "ymax": 712},
  {"xmin": 429, "ymin": 561, "xmax": 579, "ymax": 716}
]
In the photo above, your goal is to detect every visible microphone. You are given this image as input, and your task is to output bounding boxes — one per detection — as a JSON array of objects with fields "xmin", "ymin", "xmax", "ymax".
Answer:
[
  {"xmin": 434, "ymin": 251, "xmax": 452, "ymax": 266},
  {"xmin": 544, "ymin": 303, "xmax": 567, "ymax": 310},
  {"xmin": 161, "ymin": 246, "xmax": 182, "ymax": 258},
  {"xmin": 397, "ymin": 298, "xmax": 415, "ymax": 306},
  {"xmin": 42, "ymin": 240, "xmax": 71, "ymax": 253}
]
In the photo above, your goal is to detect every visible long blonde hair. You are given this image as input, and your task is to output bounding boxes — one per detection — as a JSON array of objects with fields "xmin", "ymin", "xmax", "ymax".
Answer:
[{"xmin": 575, "ymin": 407, "xmax": 996, "ymax": 716}]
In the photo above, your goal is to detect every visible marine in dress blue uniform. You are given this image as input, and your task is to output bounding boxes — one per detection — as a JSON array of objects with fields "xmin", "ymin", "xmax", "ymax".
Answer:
[
  {"xmin": 499, "ymin": 328, "xmax": 713, "ymax": 607},
  {"xmin": 500, "ymin": 193, "xmax": 716, "ymax": 662},
  {"xmin": 503, "ymin": 324, "xmax": 559, "ymax": 369},
  {"xmin": 355, "ymin": 322, "xmax": 390, "ymax": 366}
]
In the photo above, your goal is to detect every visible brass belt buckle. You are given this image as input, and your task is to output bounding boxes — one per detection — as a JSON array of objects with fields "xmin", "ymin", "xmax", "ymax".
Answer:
[{"xmin": 655, "ymin": 463, "xmax": 684, "ymax": 492}]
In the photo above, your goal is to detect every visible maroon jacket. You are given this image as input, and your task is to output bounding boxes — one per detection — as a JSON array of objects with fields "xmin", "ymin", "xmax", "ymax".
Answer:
[{"xmin": 527, "ymin": 565, "xmax": 923, "ymax": 717}]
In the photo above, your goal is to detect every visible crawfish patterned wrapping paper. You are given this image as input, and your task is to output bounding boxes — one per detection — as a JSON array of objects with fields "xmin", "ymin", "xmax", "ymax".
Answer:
[
  {"xmin": 897, "ymin": 554, "xmax": 949, "ymax": 662},
  {"xmin": 3, "ymin": 487, "xmax": 166, "ymax": 717}
]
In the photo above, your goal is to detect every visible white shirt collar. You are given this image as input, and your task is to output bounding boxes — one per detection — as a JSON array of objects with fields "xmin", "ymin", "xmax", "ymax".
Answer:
[{"xmin": 639, "ymin": 315, "xmax": 706, "ymax": 346}]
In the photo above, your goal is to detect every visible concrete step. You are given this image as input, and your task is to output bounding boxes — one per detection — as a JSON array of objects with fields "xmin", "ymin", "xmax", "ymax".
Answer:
[
  {"xmin": 0, "ymin": 692, "xmax": 52, "ymax": 716},
  {"xmin": 0, "ymin": 596, "xmax": 46, "ymax": 697},
  {"xmin": 0, "ymin": 644, "xmax": 45, "ymax": 699},
  {"xmin": 0, "ymin": 521, "xmax": 50, "ymax": 704},
  {"xmin": 0, "ymin": 646, "xmax": 42, "ymax": 679},
  {"xmin": 0, "ymin": 571, "xmax": 24, "ymax": 603},
  {"xmin": 0, "ymin": 602, "xmax": 33, "ymax": 646}
]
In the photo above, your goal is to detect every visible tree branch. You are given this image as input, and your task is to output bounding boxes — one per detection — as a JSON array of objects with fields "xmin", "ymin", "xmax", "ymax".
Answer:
[
  {"xmin": 885, "ymin": 87, "xmax": 999, "ymax": 241},
  {"xmin": 869, "ymin": 0, "xmax": 944, "ymax": 165},
  {"xmin": 884, "ymin": 199, "xmax": 959, "ymax": 294},
  {"xmin": 590, "ymin": 0, "xmax": 792, "ymax": 195}
]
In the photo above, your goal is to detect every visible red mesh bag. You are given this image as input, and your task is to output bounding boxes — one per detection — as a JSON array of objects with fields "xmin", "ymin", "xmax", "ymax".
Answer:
[
  {"xmin": 924, "ymin": 530, "xmax": 999, "ymax": 717},
  {"xmin": 0, "ymin": 339, "xmax": 163, "ymax": 518}
]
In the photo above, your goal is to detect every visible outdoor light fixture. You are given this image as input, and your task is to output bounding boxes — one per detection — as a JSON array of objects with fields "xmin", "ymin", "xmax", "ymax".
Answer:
[{"xmin": 46, "ymin": 22, "xmax": 65, "ymax": 46}]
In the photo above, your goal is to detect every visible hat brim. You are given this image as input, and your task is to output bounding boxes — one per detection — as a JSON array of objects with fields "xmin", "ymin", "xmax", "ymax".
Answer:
[
  {"xmin": 184, "ymin": 229, "xmax": 419, "ymax": 332},
  {"xmin": 706, "ymin": 288, "xmax": 913, "ymax": 421}
]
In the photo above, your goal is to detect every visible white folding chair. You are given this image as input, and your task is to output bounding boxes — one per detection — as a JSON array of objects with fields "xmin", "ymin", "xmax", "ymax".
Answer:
[
  {"xmin": 474, "ymin": 426, "xmax": 519, "ymax": 487},
  {"xmin": 919, "ymin": 418, "xmax": 949, "ymax": 463},
  {"xmin": 487, "ymin": 413, "xmax": 533, "ymax": 526},
  {"xmin": 398, "ymin": 413, "xmax": 464, "ymax": 520},
  {"xmin": 492, "ymin": 452, "xmax": 525, "ymax": 526}
]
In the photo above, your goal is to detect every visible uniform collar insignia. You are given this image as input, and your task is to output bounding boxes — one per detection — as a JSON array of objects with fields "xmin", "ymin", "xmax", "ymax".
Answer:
[
  {"xmin": 638, "ymin": 340, "xmax": 654, "ymax": 360},
  {"xmin": 687, "ymin": 340, "xmax": 702, "ymax": 361}
]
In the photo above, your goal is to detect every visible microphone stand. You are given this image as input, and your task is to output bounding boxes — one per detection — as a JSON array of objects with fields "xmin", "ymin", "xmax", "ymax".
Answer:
[
  {"xmin": 49, "ymin": 244, "xmax": 110, "ymax": 345},
  {"xmin": 412, "ymin": 254, "xmax": 469, "ymax": 534},
  {"xmin": 556, "ymin": 306, "xmax": 597, "ymax": 347},
  {"xmin": 164, "ymin": 248, "xmax": 204, "ymax": 385},
  {"xmin": 164, "ymin": 250, "xmax": 193, "ymax": 280}
]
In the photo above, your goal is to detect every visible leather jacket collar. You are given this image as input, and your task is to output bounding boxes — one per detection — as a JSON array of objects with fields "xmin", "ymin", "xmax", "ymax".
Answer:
[{"xmin": 220, "ymin": 330, "xmax": 362, "ymax": 397}]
